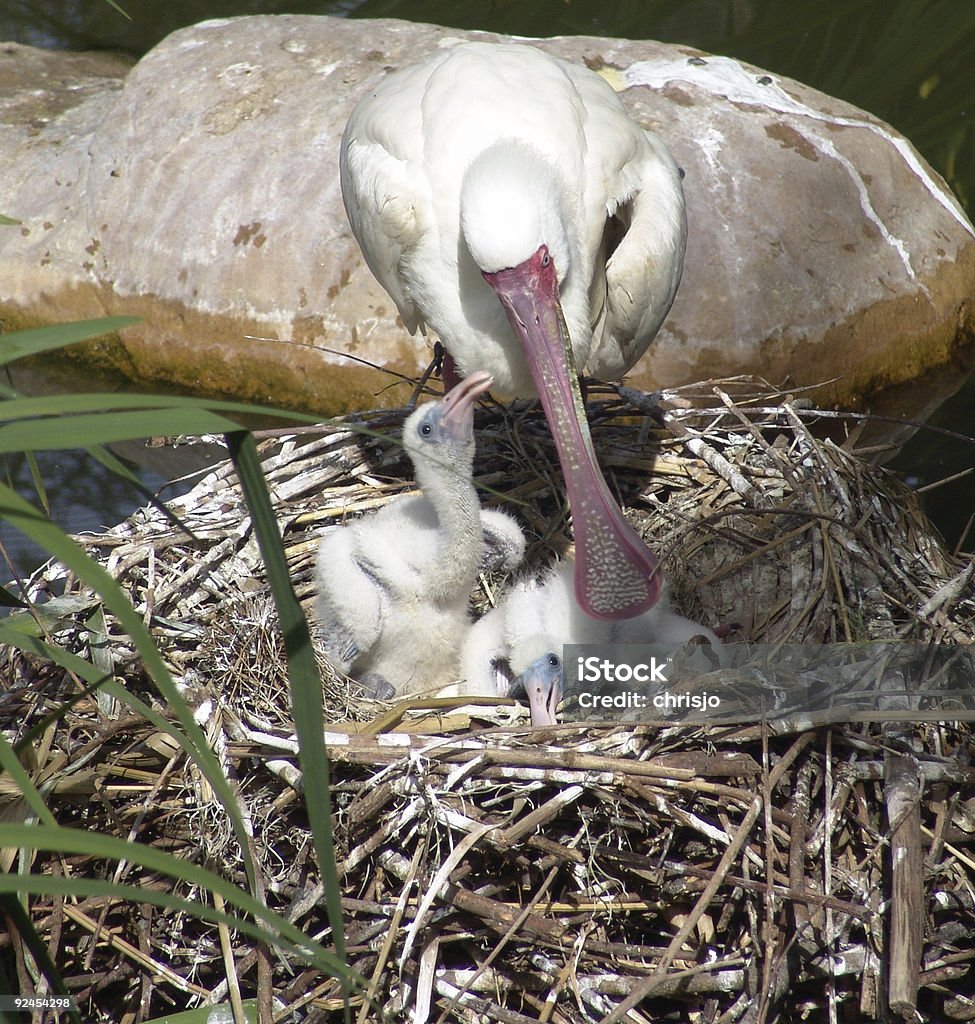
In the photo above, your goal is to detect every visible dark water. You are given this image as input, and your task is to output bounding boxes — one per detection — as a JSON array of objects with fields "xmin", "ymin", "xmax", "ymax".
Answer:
[
  {"xmin": 0, "ymin": 446, "xmax": 171, "ymax": 593},
  {"xmin": 1, "ymin": 0, "xmax": 973, "ymax": 567},
  {"xmin": 892, "ymin": 367, "xmax": 975, "ymax": 555},
  {"xmin": 0, "ymin": 361, "xmax": 225, "ymax": 590}
]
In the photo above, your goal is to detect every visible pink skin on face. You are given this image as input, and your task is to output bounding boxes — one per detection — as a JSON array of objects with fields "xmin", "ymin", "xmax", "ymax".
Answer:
[{"xmin": 482, "ymin": 245, "xmax": 662, "ymax": 621}]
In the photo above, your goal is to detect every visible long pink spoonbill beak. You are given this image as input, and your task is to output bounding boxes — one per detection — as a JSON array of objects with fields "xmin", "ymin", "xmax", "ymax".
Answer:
[{"xmin": 482, "ymin": 245, "xmax": 662, "ymax": 620}]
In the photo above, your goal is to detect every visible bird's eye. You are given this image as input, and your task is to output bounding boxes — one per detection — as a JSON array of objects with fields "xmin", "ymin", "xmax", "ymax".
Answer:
[
  {"xmin": 540, "ymin": 251, "xmax": 550, "ymax": 268},
  {"xmin": 547, "ymin": 654, "xmax": 561, "ymax": 669},
  {"xmin": 419, "ymin": 422, "xmax": 433, "ymax": 437}
]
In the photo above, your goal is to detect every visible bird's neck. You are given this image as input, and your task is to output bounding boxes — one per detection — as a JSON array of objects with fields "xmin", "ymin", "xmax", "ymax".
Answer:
[{"xmin": 416, "ymin": 458, "xmax": 483, "ymax": 599}]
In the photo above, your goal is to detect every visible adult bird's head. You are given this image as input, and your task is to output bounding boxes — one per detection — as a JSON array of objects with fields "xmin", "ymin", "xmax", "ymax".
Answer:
[
  {"xmin": 460, "ymin": 142, "xmax": 663, "ymax": 622},
  {"xmin": 460, "ymin": 141, "xmax": 574, "ymax": 291}
]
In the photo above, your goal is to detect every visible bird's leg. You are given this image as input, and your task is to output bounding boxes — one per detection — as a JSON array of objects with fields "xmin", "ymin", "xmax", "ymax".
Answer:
[
  {"xmin": 321, "ymin": 622, "xmax": 360, "ymax": 671},
  {"xmin": 615, "ymin": 383, "xmax": 665, "ymax": 446},
  {"xmin": 491, "ymin": 657, "xmax": 516, "ymax": 696},
  {"xmin": 440, "ymin": 346, "xmax": 461, "ymax": 392},
  {"xmin": 407, "ymin": 343, "xmax": 447, "ymax": 410},
  {"xmin": 615, "ymin": 383, "xmax": 664, "ymax": 421},
  {"xmin": 432, "ymin": 340, "xmax": 445, "ymax": 375},
  {"xmin": 357, "ymin": 672, "xmax": 397, "ymax": 701}
]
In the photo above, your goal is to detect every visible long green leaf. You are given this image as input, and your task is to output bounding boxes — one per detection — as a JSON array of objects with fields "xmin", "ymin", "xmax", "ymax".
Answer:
[
  {"xmin": 0, "ymin": 623, "xmax": 254, "ymax": 839},
  {"xmin": 0, "ymin": 318, "xmax": 140, "ymax": 364},
  {"xmin": 0, "ymin": 408, "xmax": 244, "ymax": 452},
  {"xmin": 225, "ymin": 432, "xmax": 348, "ymax": 972},
  {"xmin": 0, "ymin": 625, "xmax": 255, "ymax": 867},
  {"xmin": 0, "ymin": 895, "xmax": 81, "ymax": 1024},
  {"xmin": 0, "ymin": 731, "xmax": 58, "ymax": 826},
  {"xmin": 2, "ymin": 594, "xmax": 104, "ymax": 637},
  {"xmin": 0, "ymin": 630, "xmax": 361, "ymax": 1000},
  {"xmin": 0, "ymin": 702, "xmax": 78, "ymax": 1021},
  {"xmin": 0, "ymin": 391, "xmax": 320, "ymax": 424},
  {"xmin": 0, "ymin": 952, "xmax": 24, "ymax": 1024},
  {"xmin": 0, "ymin": 384, "xmax": 209, "ymax": 537},
  {"xmin": 0, "ymin": 620, "xmax": 138, "ymax": 767},
  {"xmin": 102, "ymin": 0, "xmax": 132, "ymax": 19},
  {"xmin": 0, "ymin": 484, "xmax": 261, "ymax": 897},
  {"xmin": 0, "ymin": 584, "xmax": 26, "ymax": 608},
  {"xmin": 22, "ymin": 448, "xmax": 50, "ymax": 515},
  {"xmin": 0, "ymin": 874, "xmax": 332, "ymax": 977},
  {"xmin": 0, "ymin": 828, "xmax": 355, "ymax": 979}
]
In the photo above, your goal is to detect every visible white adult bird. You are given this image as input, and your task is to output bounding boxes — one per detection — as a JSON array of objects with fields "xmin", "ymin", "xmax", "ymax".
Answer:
[
  {"xmin": 340, "ymin": 41, "xmax": 686, "ymax": 622},
  {"xmin": 315, "ymin": 371, "xmax": 525, "ymax": 699},
  {"xmin": 461, "ymin": 560, "xmax": 723, "ymax": 725}
]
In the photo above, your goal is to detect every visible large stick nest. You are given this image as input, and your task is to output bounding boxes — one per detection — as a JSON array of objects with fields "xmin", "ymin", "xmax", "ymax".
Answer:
[{"xmin": 4, "ymin": 378, "xmax": 975, "ymax": 1022}]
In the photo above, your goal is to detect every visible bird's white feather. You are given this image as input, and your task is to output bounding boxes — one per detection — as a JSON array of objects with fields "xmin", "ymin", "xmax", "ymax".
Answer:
[
  {"xmin": 340, "ymin": 41, "xmax": 685, "ymax": 623},
  {"xmin": 340, "ymin": 40, "xmax": 685, "ymax": 393}
]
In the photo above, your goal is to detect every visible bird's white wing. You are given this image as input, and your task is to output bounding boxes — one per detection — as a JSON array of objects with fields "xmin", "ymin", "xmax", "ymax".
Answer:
[
  {"xmin": 340, "ymin": 85, "xmax": 429, "ymax": 334},
  {"xmin": 594, "ymin": 133, "xmax": 687, "ymax": 379},
  {"xmin": 314, "ymin": 527, "xmax": 386, "ymax": 668},
  {"xmin": 479, "ymin": 508, "xmax": 527, "ymax": 574},
  {"xmin": 553, "ymin": 59, "xmax": 686, "ymax": 381}
]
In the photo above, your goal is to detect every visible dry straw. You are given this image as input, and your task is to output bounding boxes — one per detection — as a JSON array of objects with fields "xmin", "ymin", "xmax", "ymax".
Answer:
[{"xmin": 4, "ymin": 377, "xmax": 974, "ymax": 1022}]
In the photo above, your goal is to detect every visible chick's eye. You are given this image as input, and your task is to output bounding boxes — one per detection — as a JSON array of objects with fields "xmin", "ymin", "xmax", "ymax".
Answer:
[
  {"xmin": 419, "ymin": 422, "xmax": 433, "ymax": 437},
  {"xmin": 548, "ymin": 654, "xmax": 561, "ymax": 669}
]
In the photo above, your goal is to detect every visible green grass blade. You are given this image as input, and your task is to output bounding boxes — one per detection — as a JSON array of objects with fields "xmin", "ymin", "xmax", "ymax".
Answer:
[
  {"xmin": 0, "ymin": 483, "xmax": 261, "ymax": 895},
  {"xmin": 0, "ymin": 629, "xmax": 359, "ymax": 989},
  {"xmin": 0, "ymin": 391, "xmax": 319, "ymax": 424},
  {"xmin": 0, "ymin": 731, "xmax": 58, "ymax": 827},
  {"xmin": 0, "ymin": 622, "xmax": 239, "ymax": 810},
  {"xmin": 2, "ymin": 594, "xmax": 103, "ymax": 637},
  {"xmin": 0, "ymin": 952, "xmax": 24, "ymax": 1024},
  {"xmin": 0, "ymin": 895, "xmax": 81, "ymax": 1024},
  {"xmin": 102, "ymin": 0, "xmax": 132, "ymax": 19},
  {"xmin": 0, "ymin": 408, "xmax": 245, "ymax": 452},
  {"xmin": 224, "ymin": 432, "xmax": 348, "ymax": 970},
  {"xmin": 0, "ymin": 619, "xmax": 149, "ymax": 764},
  {"xmin": 0, "ymin": 584, "xmax": 26, "ymax": 608},
  {"xmin": 22, "ymin": 449, "xmax": 50, "ymax": 515},
  {"xmin": 0, "ymin": 381, "xmax": 179, "ymax": 534},
  {"xmin": 0, "ymin": 319, "xmax": 140, "ymax": 364},
  {"xmin": 0, "ymin": 831, "xmax": 356, "ymax": 980}
]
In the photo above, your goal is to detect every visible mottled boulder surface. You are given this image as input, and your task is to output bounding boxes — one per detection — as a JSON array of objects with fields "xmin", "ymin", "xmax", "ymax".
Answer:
[{"xmin": 1, "ymin": 16, "xmax": 973, "ymax": 411}]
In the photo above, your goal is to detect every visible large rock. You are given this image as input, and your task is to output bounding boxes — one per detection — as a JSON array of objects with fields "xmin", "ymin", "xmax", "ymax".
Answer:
[{"xmin": 1, "ymin": 16, "xmax": 973, "ymax": 412}]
